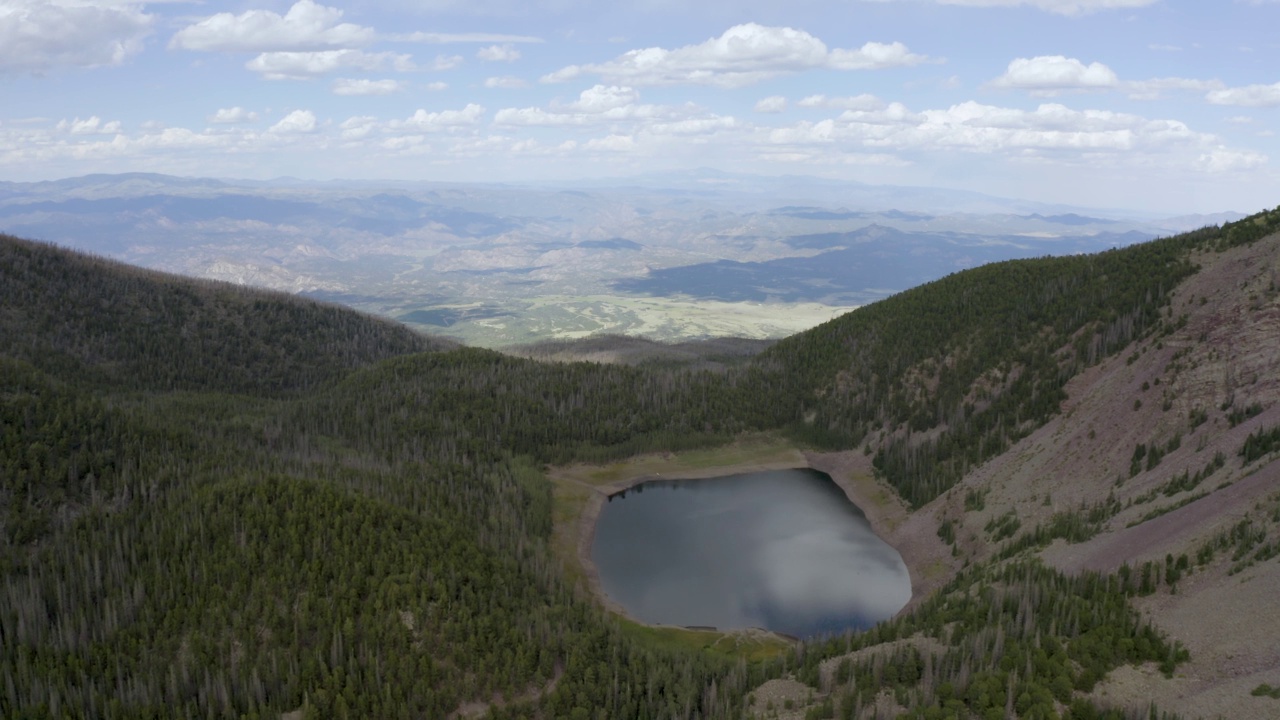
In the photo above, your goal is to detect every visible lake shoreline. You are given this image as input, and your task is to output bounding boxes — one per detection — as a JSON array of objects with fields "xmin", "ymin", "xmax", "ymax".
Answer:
[
  {"xmin": 570, "ymin": 448, "xmax": 951, "ymax": 637},
  {"xmin": 573, "ymin": 457, "xmax": 806, "ymax": 639}
]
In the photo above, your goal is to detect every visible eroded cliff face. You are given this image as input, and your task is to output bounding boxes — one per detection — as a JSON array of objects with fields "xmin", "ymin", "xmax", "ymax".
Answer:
[{"xmin": 925, "ymin": 232, "xmax": 1280, "ymax": 718}]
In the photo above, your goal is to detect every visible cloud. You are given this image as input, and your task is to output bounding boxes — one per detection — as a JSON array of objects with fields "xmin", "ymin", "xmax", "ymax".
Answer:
[
  {"xmin": 838, "ymin": 102, "xmax": 920, "ymax": 126},
  {"xmin": 393, "ymin": 31, "xmax": 543, "ymax": 44},
  {"xmin": 170, "ymin": 0, "xmax": 374, "ymax": 53},
  {"xmin": 246, "ymin": 50, "xmax": 415, "ymax": 79},
  {"xmin": 492, "ymin": 85, "xmax": 739, "ymax": 152},
  {"xmin": 493, "ymin": 85, "xmax": 670, "ymax": 127},
  {"xmin": 763, "ymin": 100, "xmax": 1232, "ymax": 166},
  {"xmin": 798, "ymin": 94, "xmax": 883, "ymax": 110},
  {"xmin": 569, "ymin": 84, "xmax": 640, "ymax": 112},
  {"xmin": 425, "ymin": 81, "xmax": 449, "ymax": 91},
  {"xmin": 208, "ymin": 107, "xmax": 259, "ymax": 124},
  {"xmin": 541, "ymin": 23, "xmax": 930, "ymax": 88},
  {"xmin": 648, "ymin": 116, "xmax": 739, "ymax": 136},
  {"xmin": 390, "ymin": 104, "xmax": 486, "ymax": 132},
  {"xmin": 0, "ymin": 0, "xmax": 153, "ymax": 73},
  {"xmin": 989, "ymin": 55, "xmax": 1119, "ymax": 94},
  {"xmin": 755, "ymin": 96, "xmax": 787, "ymax": 113},
  {"xmin": 991, "ymin": 55, "xmax": 1226, "ymax": 101},
  {"xmin": 57, "ymin": 115, "xmax": 122, "ymax": 135},
  {"xmin": 906, "ymin": 102, "xmax": 1188, "ymax": 152},
  {"xmin": 269, "ymin": 110, "xmax": 318, "ymax": 134},
  {"xmin": 339, "ymin": 115, "xmax": 377, "ymax": 139},
  {"xmin": 477, "ymin": 43, "xmax": 520, "ymax": 62},
  {"xmin": 828, "ymin": 41, "xmax": 930, "ymax": 70},
  {"xmin": 1196, "ymin": 149, "xmax": 1267, "ymax": 173},
  {"xmin": 867, "ymin": 0, "xmax": 1158, "ymax": 15},
  {"xmin": 1124, "ymin": 77, "xmax": 1223, "ymax": 101},
  {"xmin": 1207, "ymin": 82, "xmax": 1280, "ymax": 107},
  {"xmin": 332, "ymin": 78, "xmax": 404, "ymax": 95},
  {"xmin": 585, "ymin": 134, "xmax": 634, "ymax": 152},
  {"xmin": 431, "ymin": 54, "xmax": 464, "ymax": 71},
  {"xmin": 484, "ymin": 75, "xmax": 527, "ymax": 89}
]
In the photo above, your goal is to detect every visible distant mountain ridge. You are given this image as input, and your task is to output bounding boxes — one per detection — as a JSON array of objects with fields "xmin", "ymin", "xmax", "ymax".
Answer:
[{"xmin": 0, "ymin": 172, "xmax": 1242, "ymax": 346}]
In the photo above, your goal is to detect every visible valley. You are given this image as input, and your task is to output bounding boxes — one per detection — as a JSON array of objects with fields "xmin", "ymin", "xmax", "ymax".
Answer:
[
  {"xmin": 0, "ymin": 173, "xmax": 1219, "ymax": 347},
  {"xmin": 2, "ymin": 201, "xmax": 1279, "ymax": 719}
]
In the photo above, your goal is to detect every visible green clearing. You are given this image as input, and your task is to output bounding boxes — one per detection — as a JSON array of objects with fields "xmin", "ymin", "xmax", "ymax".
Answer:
[
  {"xmin": 551, "ymin": 432, "xmax": 806, "ymax": 487},
  {"xmin": 390, "ymin": 294, "xmax": 856, "ymax": 348},
  {"xmin": 617, "ymin": 620, "xmax": 793, "ymax": 663}
]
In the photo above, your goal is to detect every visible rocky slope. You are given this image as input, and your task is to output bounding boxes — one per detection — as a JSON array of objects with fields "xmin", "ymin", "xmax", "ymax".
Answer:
[{"xmin": 919, "ymin": 231, "xmax": 1280, "ymax": 717}]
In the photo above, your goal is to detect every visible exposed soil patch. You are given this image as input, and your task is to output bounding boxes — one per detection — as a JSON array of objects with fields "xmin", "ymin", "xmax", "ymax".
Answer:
[
  {"xmin": 447, "ymin": 665, "xmax": 565, "ymax": 719},
  {"xmin": 747, "ymin": 677, "xmax": 821, "ymax": 720}
]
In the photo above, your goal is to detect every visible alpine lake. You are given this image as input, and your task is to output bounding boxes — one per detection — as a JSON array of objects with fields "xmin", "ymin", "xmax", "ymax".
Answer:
[{"xmin": 590, "ymin": 468, "xmax": 911, "ymax": 639}]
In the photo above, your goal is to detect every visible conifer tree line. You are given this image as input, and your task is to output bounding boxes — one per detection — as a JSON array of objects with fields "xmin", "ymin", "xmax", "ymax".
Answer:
[{"xmin": 1, "ymin": 208, "xmax": 1277, "ymax": 718}]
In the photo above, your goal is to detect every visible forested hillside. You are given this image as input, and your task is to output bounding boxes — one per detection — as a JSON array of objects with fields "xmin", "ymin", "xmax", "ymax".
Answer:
[
  {"xmin": 0, "ymin": 234, "xmax": 447, "ymax": 394},
  {"xmin": 2, "ymin": 209, "xmax": 1278, "ymax": 719},
  {"xmin": 758, "ymin": 212, "xmax": 1280, "ymax": 507}
]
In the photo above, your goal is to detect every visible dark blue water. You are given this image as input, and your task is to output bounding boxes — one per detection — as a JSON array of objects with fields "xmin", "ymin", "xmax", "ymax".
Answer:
[{"xmin": 591, "ymin": 468, "xmax": 911, "ymax": 638}]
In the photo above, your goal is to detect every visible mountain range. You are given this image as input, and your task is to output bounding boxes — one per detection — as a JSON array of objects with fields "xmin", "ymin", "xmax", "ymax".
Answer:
[
  {"xmin": 0, "ymin": 173, "xmax": 1242, "ymax": 347},
  {"xmin": 1, "ymin": 200, "xmax": 1278, "ymax": 719}
]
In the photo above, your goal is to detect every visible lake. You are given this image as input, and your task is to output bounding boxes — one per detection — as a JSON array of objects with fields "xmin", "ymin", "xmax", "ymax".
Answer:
[{"xmin": 591, "ymin": 468, "xmax": 911, "ymax": 638}]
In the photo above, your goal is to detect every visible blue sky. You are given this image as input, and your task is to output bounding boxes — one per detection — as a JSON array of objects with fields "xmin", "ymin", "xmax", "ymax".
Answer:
[{"xmin": 1, "ymin": 0, "xmax": 1277, "ymax": 213}]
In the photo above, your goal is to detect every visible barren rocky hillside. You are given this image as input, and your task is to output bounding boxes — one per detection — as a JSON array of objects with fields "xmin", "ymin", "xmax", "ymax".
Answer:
[{"xmin": 923, "ymin": 231, "xmax": 1280, "ymax": 718}]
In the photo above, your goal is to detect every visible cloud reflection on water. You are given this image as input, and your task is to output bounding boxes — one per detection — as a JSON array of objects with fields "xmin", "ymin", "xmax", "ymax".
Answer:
[{"xmin": 593, "ymin": 469, "xmax": 911, "ymax": 638}]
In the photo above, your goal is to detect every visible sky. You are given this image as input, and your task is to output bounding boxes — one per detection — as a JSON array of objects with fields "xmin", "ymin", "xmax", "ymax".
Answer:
[{"xmin": 1, "ymin": 0, "xmax": 1278, "ymax": 214}]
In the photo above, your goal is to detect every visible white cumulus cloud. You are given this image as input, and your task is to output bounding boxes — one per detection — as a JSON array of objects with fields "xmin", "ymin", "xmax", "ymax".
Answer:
[
  {"xmin": 208, "ymin": 107, "xmax": 259, "ymax": 124},
  {"xmin": 390, "ymin": 104, "xmax": 486, "ymax": 132},
  {"xmin": 1207, "ymin": 82, "xmax": 1280, "ymax": 107},
  {"xmin": 1196, "ymin": 149, "xmax": 1267, "ymax": 173},
  {"xmin": 868, "ymin": 0, "xmax": 1158, "ymax": 15},
  {"xmin": 57, "ymin": 115, "xmax": 122, "ymax": 135},
  {"xmin": 541, "ymin": 23, "xmax": 930, "ymax": 88},
  {"xmin": 990, "ymin": 56, "xmax": 1224, "ymax": 101},
  {"xmin": 477, "ymin": 44, "xmax": 520, "ymax": 62},
  {"xmin": 332, "ymin": 78, "xmax": 404, "ymax": 95},
  {"xmin": 1124, "ymin": 76, "xmax": 1223, "ymax": 100},
  {"xmin": 0, "ymin": 0, "xmax": 153, "ymax": 73},
  {"xmin": 585, "ymin": 134, "xmax": 634, "ymax": 152},
  {"xmin": 170, "ymin": 0, "xmax": 375, "ymax": 53},
  {"xmin": 339, "ymin": 115, "xmax": 377, "ymax": 139},
  {"xmin": 270, "ymin": 109, "xmax": 318, "ymax": 134},
  {"xmin": 246, "ymin": 50, "xmax": 415, "ymax": 80},
  {"xmin": 798, "ymin": 94, "xmax": 883, "ymax": 110},
  {"xmin": 755, "ymin": 96, "xmax": 788, "ymax": 113},
  {"xmin": 394, "ymin": 31, "xmax": 543, "ymax": 44},
  {"xmin": 484, "ymin": 75, "xmax": 527, "ymax": 89},
  {"xmin": 829, "ymin": 41, "xmax": 929, "ymax": 70},
  {"xmin": 763, "ymin": 99, "xmax": 1239, "ymax": 172},
  {"xmin": 431, "ymin": 54, "xmax": 464, "ymax": 71},
  {"xmin": 494, "ymin": 86, "xmax": 672, "ymax": 127},
  {"xmin": 570, "ymin": 85, "xmax": 640, "ymax": 112},
  {"xmin": 990, "ymin": 55, "xmax": 1119, "ymax": 94}
]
